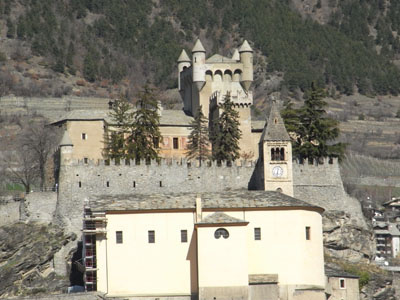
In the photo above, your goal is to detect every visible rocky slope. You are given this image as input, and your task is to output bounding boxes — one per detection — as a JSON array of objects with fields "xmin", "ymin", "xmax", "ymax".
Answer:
[{"xmin": 0, "ymin": 222, "xmax": 76, "ymax": 298}]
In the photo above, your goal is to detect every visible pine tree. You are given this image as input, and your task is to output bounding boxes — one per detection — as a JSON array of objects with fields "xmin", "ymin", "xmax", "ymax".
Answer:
[
  {"xmin": 211, "ymin": 93, "xmax": 242, "ymax": 164},
  {"xmin": 282, "ymin": 82, "xmax": 346, "ymax": 161},
  {"xmin": 186, "ymin": 105, "xmax": 211, "ymax": 165},
  {"xmin": 127, "ymin": 85, "xmax": 162, "ymax": 162},
  {"xmin": 103, "ymin": 96, "xmax": 133, "ymax": 160}
]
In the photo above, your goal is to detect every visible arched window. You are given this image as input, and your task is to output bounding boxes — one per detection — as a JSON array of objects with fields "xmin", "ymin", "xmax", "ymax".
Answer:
[
  {"xmin": 271, "ymin": 148, "xmax": 275, "ymax": 160},
  {"xmin": 214, "ymin": 70, "xmax": 223, "ymax": 81},
  {"xmin": 214, "ymin": 228, "xmax": 229, "ymax": 239},
  {"xmin": 233, "ymin": 69, "xmax": 242, "ymax": 81},
  {"xmin": 224, "ymin": 70, "xmax": 232, "ymax": 81},
  {"xmin": 280, "ymin": 148, "xmax": 285, "ymax": 160},
  {"xmin": 205, "ymin": 70, "xmax": 213, "ymax": 81}
]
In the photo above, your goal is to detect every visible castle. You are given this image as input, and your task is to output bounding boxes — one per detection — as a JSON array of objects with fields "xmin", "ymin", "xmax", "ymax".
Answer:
[{"xmin": 52, "ymin": 40, "xmax": 361, "ymax": 300}]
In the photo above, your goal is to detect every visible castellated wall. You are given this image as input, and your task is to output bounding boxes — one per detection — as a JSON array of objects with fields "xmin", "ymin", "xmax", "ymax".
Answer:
[
  {"xmin": 292, "ymin": 159, "xmax": 366, "ymax": 228},
  {"xmin": 56, "ymin": 159, "xmax": 256, "ymax": 233},
  {"xmin": 56, "ymin": 157, "xmax": 366, "ymax": 233}
]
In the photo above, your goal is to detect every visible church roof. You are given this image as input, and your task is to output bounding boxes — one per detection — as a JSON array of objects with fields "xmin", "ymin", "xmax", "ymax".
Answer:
[
  {"xmin": 192, "ymin": 39, "xmax": 206, "ymax": 53},
  {"xmin": 239, "ymin": 40, "xmax": 253, "ymax": 53},
  {"xmin": 206, "ymin": 54, "xmax": 237, "ymax": 63},
  {"xmin": 261, "ymin": 101, "xmax": 291, "ymax": 141},
  {"xmin": 59, "ymin": 131, "xmax": 73, "ymax": 146},
  {"xmin": 177, "ymin": 49, "xmax": 191, "ymax": 62},
  {"xmin": 198, "ymin": 212, "xmax": 247, "ymax": 225},
  {"xmin": 87, "ymin": 190, "xmax": 324, "ymax": 213}
]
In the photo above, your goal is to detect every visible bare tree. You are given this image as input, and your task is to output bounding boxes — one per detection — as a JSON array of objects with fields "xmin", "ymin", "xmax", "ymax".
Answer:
[
  {"xmin": 2, "ymin": 117, "xmax": 61, "ymax": 193},
  {"xmin": 3, "ymin": 147, "xmax": 39, "ymax": 193},
  {"xmin": 19, "ymin": 120, "xmax": 61, "ymax": 191}
]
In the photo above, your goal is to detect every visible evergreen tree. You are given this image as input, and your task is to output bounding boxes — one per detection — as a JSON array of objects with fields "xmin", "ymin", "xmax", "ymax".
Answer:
[
  {"xmin": 186, "ymin": 105, "xmax": 211, "ymax": 165},
  {"xmin": 211, "ymin": 93, "xmax": 242, "ymax": 164},
  {"xmin": 127, "ymin": 85, "xmax": 162, "ymax": 162},
  {"xmin": 103, "ymin": 96, "xmax": 133, "ymax": 160},
  {"xmin": 281, "ymin": 82, "xmax": 346, "ymax": 161}
]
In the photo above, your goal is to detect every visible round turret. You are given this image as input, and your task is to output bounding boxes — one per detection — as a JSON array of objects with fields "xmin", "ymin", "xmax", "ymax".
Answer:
[
  {"xmin": 177, "ymin": 50, "xmax": 191, "ymax": 91},
  {"xmin": 239, "ymin": 40, "xmax": 253, "ymax": 91},
  {"xmin": 192, "ymin": 39, "xmax": 206, "ymax": 91},
  {"xmin": 59, "ymin": 131, "xmax": 74, "ymax": 166}
]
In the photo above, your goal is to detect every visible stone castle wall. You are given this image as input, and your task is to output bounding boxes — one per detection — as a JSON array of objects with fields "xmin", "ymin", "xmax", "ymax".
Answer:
[
  {"xmin": 55, "ymin": 157, "xmax": 366, "ymax": 233},
  {"xmin": 292, "ymin": 159, "xmax": 366, "ymax": 227}
]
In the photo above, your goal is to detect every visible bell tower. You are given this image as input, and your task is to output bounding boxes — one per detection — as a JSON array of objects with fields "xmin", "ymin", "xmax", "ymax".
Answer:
[{"xmin": 260, "ymin": 101, "xmax": 293, "ymax": 196}]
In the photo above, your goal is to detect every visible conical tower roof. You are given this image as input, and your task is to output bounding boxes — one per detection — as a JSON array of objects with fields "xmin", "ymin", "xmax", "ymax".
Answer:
[
  {"xmin": 177, "ymin": 49, "xmax": 191, "ymax": 62},
  {"xmin": 239, "ymin": 40, "xmax": 253, "ymax": 53},
  {"xmin": 192, "ymin": 39, "xmax": 206, "ymax": 53},
  {"xmin": 60, "ymin": 131, "xmax": 73, "ymax": 147},
  {"xmin": 231, "ymin": 49, "xmax": 240, "ymax": 60},
  {"xmin": 262, "ymin": 101, "xmax": 290, "ymax": 141}
]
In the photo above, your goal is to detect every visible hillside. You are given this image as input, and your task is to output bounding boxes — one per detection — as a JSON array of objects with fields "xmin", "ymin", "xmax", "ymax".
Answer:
[{"xmin": 1, "ymin": 0, "xmax": 400, "ymax": 100}]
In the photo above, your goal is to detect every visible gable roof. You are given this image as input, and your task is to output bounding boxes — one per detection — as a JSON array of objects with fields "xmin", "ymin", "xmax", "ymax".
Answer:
[
  {"xmin": 261, "ymin": 101, "xmax": 290, "ymax": 141},
  {"xmin": 206, "ymin": 54, "xmax": 237, "ymax": 63},
  {"xmin": 198, "ymin": 212, "xmax": 247, "ymax": 225}
]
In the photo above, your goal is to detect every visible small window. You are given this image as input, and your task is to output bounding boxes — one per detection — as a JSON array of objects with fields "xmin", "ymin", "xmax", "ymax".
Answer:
[
  {"xmin": 148, "ymin": 230, "xmax": 155, "ymax": 243},
  {"xmin": 173, "ymin": 137, "xmax": 179, "ymax": 149},
  {"xmin": 339, "ymin": 278, "xmax": 346, "ymax": 289},
  {"xmin": 116, "ymin": 231, "xmax": 123, "ymax": 244},
  {"xmin": 106, "ymin": 181, "xmax": 110, "ymax": 187},
  {"xmin": 133, "ymin": 181, "xmax": 136, "ymax": 188},
  {"xmin": 181, "ymin": 230, "xmax": 188, "ymax": 243},
  {"xmin": 214, "ymin": 228, "xmax": 229, "ymax": 239},
  {"xmin": 159, "ymin": 181, "xmax": 162, "ymax": 187},
  {"xmin": 82, "ymin": 133, "xmax": 87, "ymax": 140},
  {"xmin": 254, "ymin": 228, "xmax": 261, "ymax": 240},
  {"xmin": 306, "ymin": 226, "xmax": 311, "ymax": 240},
  {"xmin": 78, "ymin": 181, "xmax": 82, "ymax": 188},
  {"xmin": 153, "ymin": 137, "xmax": 159, "ymax": 148},
  {"xmin": 84, "ymin": 157, "xmax": 88, "ymax": 164}
]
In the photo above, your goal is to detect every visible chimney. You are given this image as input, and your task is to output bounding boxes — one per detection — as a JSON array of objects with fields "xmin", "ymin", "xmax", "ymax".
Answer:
[{"xmin": 196, "ymin": 195, "xmax": 202, "ymax": 222}]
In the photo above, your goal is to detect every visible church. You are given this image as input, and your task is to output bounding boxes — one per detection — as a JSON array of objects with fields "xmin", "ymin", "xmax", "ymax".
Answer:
[{"xmin": 53, "ymin": 39, "xmax": 360, "ymax": 300}]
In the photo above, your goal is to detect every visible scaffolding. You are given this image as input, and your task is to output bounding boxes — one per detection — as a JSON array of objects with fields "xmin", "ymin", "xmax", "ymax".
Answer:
[{"xmin": 82, "ymin": 206, "xmax": 107, "ymax": 291}]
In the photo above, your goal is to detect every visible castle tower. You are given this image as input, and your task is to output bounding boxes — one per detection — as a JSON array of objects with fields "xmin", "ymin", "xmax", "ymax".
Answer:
[
  {"xmin": 261, "ymin": 101, "xmax": 293, "ymax": 196},
  {"xmin": 239, "ymin": 40, "xmax": 253, "ymax": 92},
  {"xmin": 192, "ymin": 39, "xmax": 206, "ymax": 92},
  {"xmin": 178, "ymin": 39, "xmax": 255, "ymax": 156},
  {"xmin": 177, "ymin": 49, "xmax": 191, "ymax": 91},
  {"xmin": 59, "ymin": 130, "xmax": 74, "ymax": 167}
]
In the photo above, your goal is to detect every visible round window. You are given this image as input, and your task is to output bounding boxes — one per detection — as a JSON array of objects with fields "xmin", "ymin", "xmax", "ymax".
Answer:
[{"xmin": 214, "ymin": 228, "xmax": 229, "ymax": 239}]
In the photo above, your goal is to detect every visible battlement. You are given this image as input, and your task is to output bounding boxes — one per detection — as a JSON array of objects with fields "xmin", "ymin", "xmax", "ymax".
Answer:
[
  {"xmin": 209, "ymin": 90, "xmax": 253, "ymax": 109},
  {"xmin": 70, "ymin": 157, "xmax": 256, "ymax": 168}
]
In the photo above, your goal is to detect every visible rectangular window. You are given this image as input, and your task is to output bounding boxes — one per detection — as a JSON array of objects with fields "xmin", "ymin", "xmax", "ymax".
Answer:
[
  {"xmin": 173, "ymin": 137, "xmax": 179, "ymax": 149},
  {"xmin": 148, "ymin": 230, "xmax": 155, "ymax": 243},
  {"xmin": 84, "ymin": 157, "xmax": 88, "ymax": 164},
  {"xmin": 153, "ymin": 137, "xmax": 159, "ymax": 148},
  {"xmin": 339, "ymin": 278, "xmax": 346, "ymax": 289},
  {"xmin": 254, "ymin": 228, "xmax": 261, "ymax": 240},
  {"xmin": 78, "ymin": 181, "xmax": 82, "ymax": 188},
  {"xmin": 82, "ymin": 133, "xmax": 87, "ymax": 140},
  {"xmin": 181, "ymin": 230, "xmax": 188, "ymax": 243},
  {"xmin": 306, "ymin": 226, "xmax": 311, "ymax": 240},
  {"xmin": 106, "ymin": 181, "xmax": 110, "ymax": 187},
  {"xmin": 116, "ymin": 231, "xmax": 123, "ymax": 244}
]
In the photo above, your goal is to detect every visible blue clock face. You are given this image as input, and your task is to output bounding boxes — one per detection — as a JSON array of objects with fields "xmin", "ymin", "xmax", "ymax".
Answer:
[{"xmin": 272, "ymin": 166, "xmax": 283, "ymax": 177}]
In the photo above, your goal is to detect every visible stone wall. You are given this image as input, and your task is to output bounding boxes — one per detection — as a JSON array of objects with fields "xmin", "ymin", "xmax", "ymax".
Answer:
[
  {"xmin": 0, "ymin": 197, "xmax": 21, "ymax": 226},
  {"xmin": 22, "ymin": 192, "xmax": 58, "ymax": 223},
  {"xmin": 55, "ymin": 157, "xmax": 366, "ymax": 233},
  {"xmin": 55, "ymin": 159, "xmax": 256, "ymax": 232},
  {"xmin": 293, "ymin": 159, "xmax": 366, "ymax": 227},
  {"xmin": 2, "ymin": 292, "xmax": 103, "ymax": 300}
]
